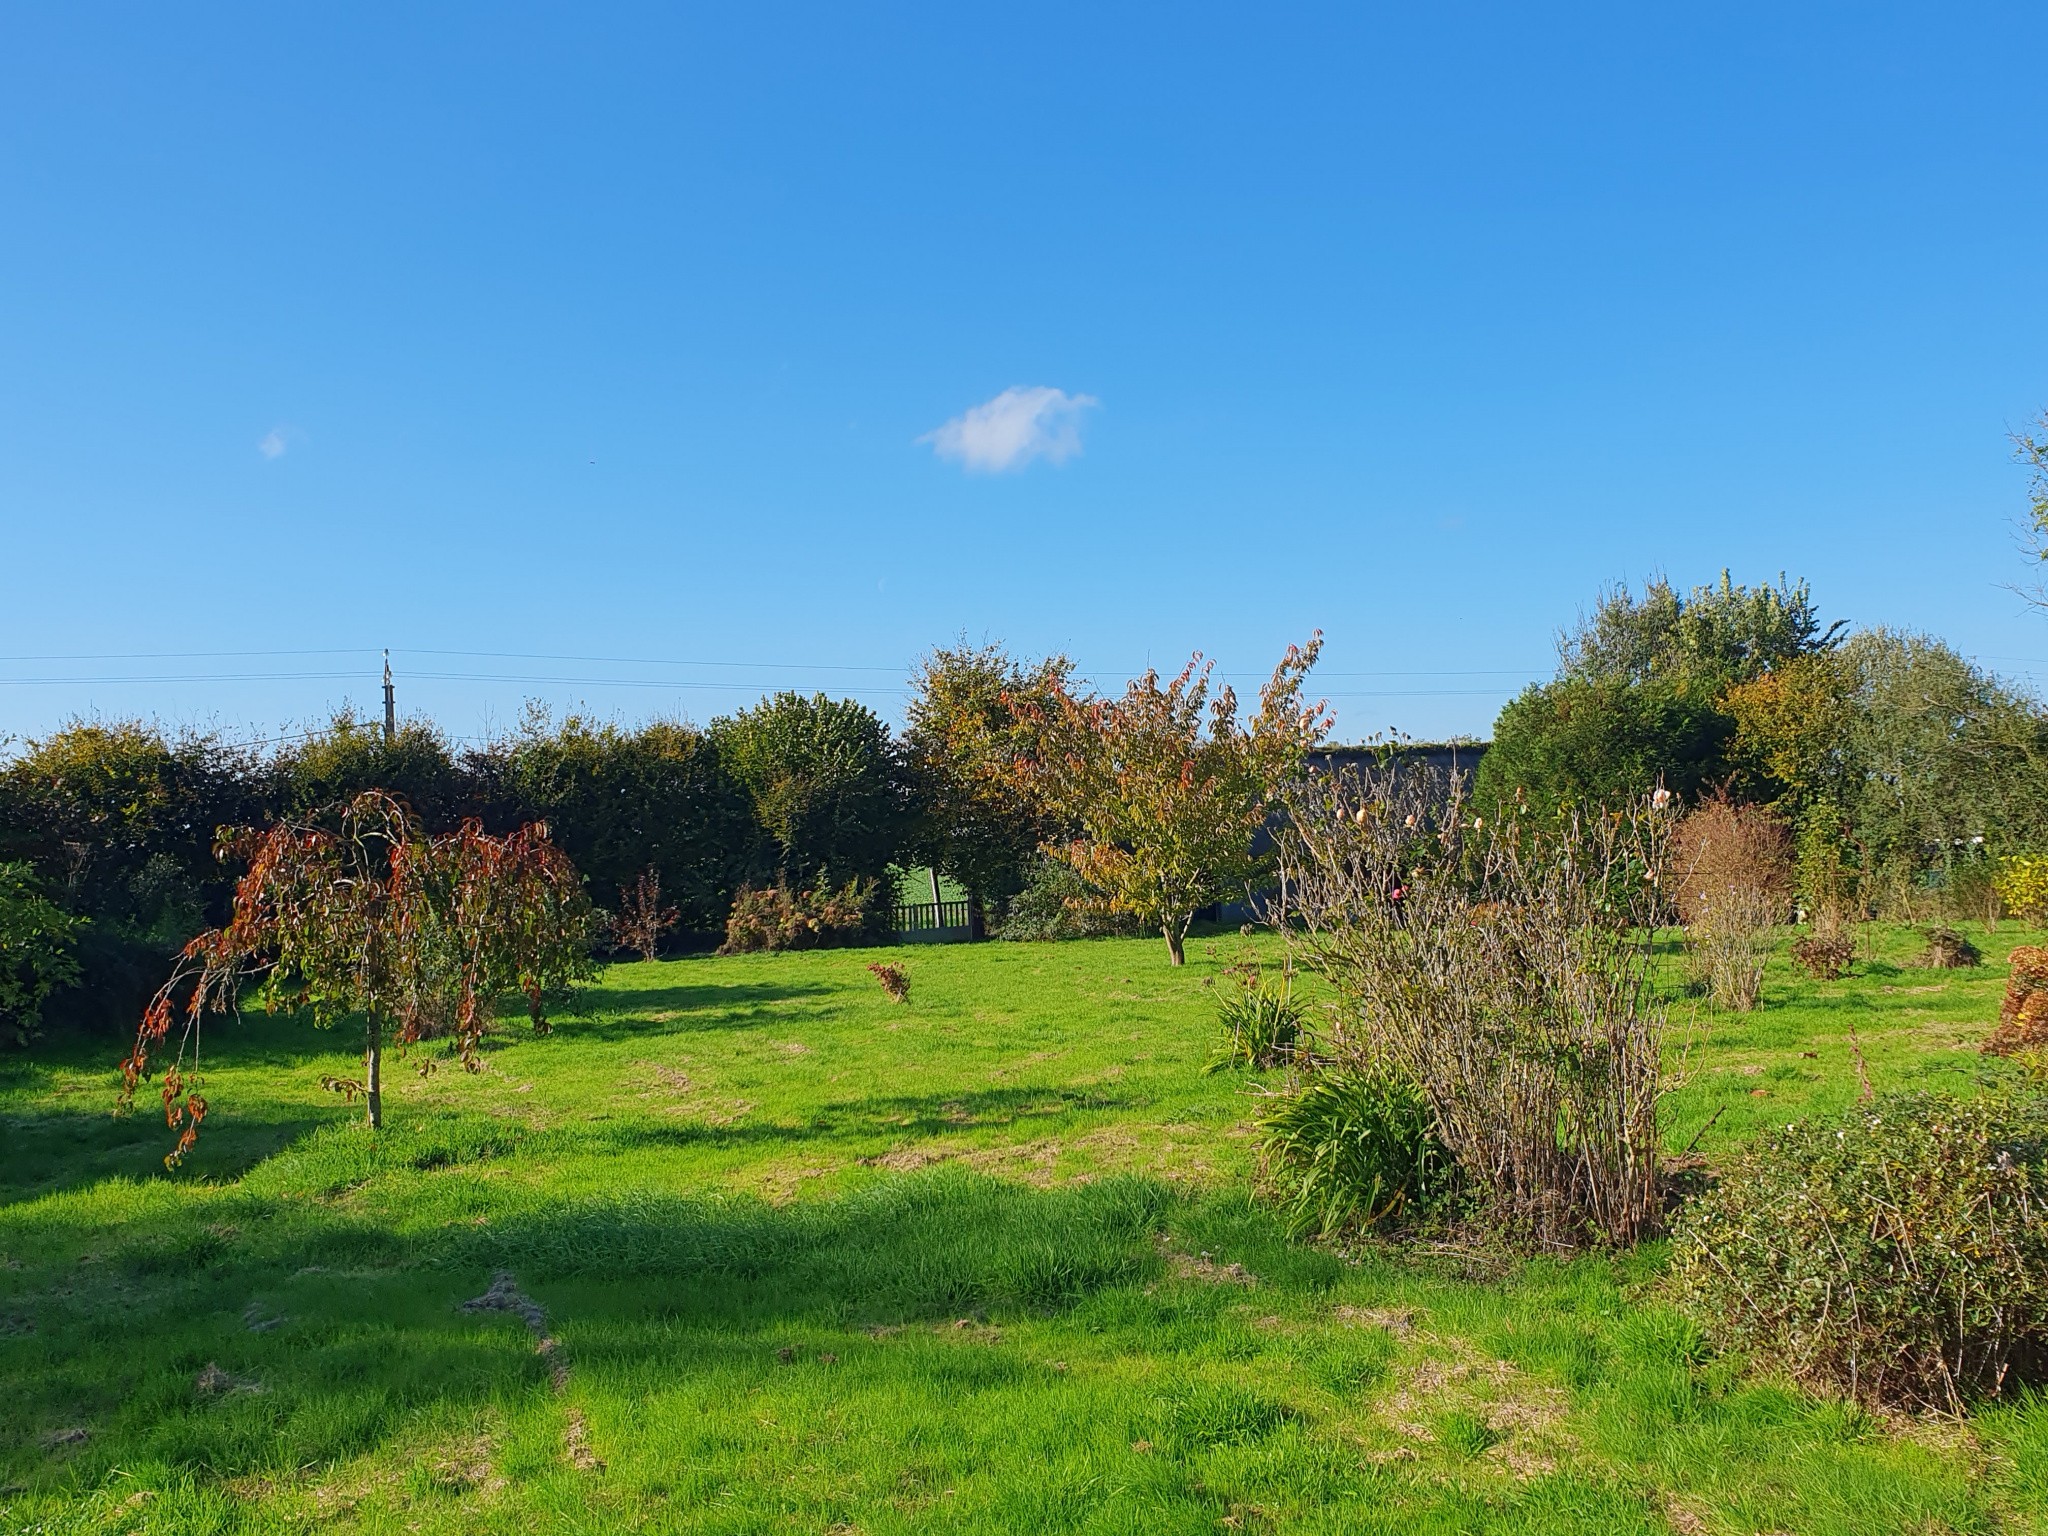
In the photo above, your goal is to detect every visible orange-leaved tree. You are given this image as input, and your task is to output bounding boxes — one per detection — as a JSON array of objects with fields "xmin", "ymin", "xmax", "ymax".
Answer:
[
  {"xmin": 1007, "ymin": 636, "xmax": 1328, "ymax": 965},
  {"xmin": 119, "ymin": 790, "xmax": 596, "ymax": 1164}
]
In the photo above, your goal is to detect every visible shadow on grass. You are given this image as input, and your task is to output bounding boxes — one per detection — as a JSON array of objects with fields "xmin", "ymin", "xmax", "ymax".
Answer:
[
  {"xmin": 2, "ymin": 1169, "xmax": 1180, "ymax": 1498},
  {"xmin": 557, "ymin": 979, "xmax": 838, "ymax": 1039},
  {"xmin": 0, "ymin": 1098, "xmax": 337, "ymax": 1207}
]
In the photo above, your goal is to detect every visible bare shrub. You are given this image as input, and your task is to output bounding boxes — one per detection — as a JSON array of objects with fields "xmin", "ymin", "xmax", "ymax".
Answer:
[
  {"xmin": 866, "ymin": 962, "xmax": 910, "ymax": 1002},
  {"xmin": 1277, "ymin": 765, "xmax": 1677, "ymax": 1249},
  {"xmin": 1789, "ymin": 933, "xmax": 1853, "ymax": 981},
  {"xmin": 1671, "ymin": 799, "xmax": 1790, "ymax": 1012},
  {"xmin": 612, "ymin": 866, "xmax": 679, "ymax": 962}
]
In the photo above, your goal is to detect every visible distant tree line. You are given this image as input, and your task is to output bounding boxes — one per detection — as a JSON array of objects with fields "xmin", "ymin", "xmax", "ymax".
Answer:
[
  {"xmin": 0, "ymin": 695, "xmax": 914, "ymax": 1037},
  {"xmin": 1, "ymin": 636, "xmax": 1333, "ymax": 1038},
  {"xmin": 1475, "ymin": 572, "xmax": 2048, "ymax": 919}
]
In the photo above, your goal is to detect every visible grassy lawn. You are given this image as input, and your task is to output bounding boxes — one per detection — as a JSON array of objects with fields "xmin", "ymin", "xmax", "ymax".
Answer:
[{"xmin": 3, "ymin": 924, "xmax": 2045, "ymax": 1533}]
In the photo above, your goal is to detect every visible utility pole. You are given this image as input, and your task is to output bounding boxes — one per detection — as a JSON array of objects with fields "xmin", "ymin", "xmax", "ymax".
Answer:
[{"xmin": 382, "ymin": 649, "xmax": 395, "ymax": 743}]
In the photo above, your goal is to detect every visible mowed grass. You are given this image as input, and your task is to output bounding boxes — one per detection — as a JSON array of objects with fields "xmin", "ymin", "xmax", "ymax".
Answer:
[{"xmin": 3, "ymin": 925, "xmax": 2046, "ymax": 1533}]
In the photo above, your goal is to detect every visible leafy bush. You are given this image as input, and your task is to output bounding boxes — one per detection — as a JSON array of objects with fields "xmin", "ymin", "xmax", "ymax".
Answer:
[
  {"xmin": 1205, "ymin": 968, "xmax": 1304, "ymax": 1073},
  {"xmin": 497, "ymin": 713, "xmax": 761, "ymax": 934},
  {"xmin": 0, "ymin": 863, "xmax": 84, "ymax": 1047},
  {"xmin": 718, "ymin": 879, "xmax": 876, "ymax": 954},
  {"xmin": 1788, "ymin": 932, "xmax": 1854, "ymax": 981},
  {"xmin": 867, "ymin": 962, "xmax": 910, "ymax": 1002},
  {"xmin": 710, "ymin": 693, "xmax": 907, "ymax": 892},
  {"xmin": 1256, "ymin": 1065, "xmax": 1456, "ymax": 1239},
  {"xmin": 1996, "ymin": 855, "xmax": 2048, "ymax": 926},
  {"xmin": 1670, "ymin": 1085, "xmax": 2048, "ymax": 1411},
  {"xmin": 995, "ymin": 855, "xmax": 1141, "ymax": 941}
]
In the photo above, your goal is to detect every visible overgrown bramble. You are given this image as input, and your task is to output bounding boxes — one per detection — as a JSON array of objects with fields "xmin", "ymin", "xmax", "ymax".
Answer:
[{"xmin": 1669, "ymin": 1084, "xmax": 2048, "ymax": 1412}]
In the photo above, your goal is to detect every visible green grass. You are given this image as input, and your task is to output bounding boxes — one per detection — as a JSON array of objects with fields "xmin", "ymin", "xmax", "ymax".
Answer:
[{"xmin": 2, "ymin": 924, "xmax": 2045, "ymax": 1533}]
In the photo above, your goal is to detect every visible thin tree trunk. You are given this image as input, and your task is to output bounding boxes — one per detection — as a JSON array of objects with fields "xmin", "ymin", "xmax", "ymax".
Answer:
[
  {"xmin": 1164, "ymin": 926, "xmax": 1186, "ymax": 966},
  {"xmin": 364, "ymin": 1012, "xmax": 383, "ymax": 1130}
]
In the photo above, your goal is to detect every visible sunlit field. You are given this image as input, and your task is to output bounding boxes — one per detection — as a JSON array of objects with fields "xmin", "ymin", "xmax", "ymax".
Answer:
[{"xmin": 5, "ymin": 926, "xmax": 2045, "ymax": 1534}]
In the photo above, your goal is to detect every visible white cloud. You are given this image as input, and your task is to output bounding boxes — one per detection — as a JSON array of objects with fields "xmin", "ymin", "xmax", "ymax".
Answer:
[
  {"xmin": 918, "ymin": 386, "xmax": 1098, "ymax": 473},
  {"xmin": 258, "ymin": 425, "xmax": 295, "ymax": 460}
]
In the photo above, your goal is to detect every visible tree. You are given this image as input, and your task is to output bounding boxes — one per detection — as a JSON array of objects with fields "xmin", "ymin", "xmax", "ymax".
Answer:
[
  {"xmin": 494, "ymin": 711, "xmax": 759, "ymax": 933},
  {"xmin": 2017, "ymin": 410, "xmax": 2048, "ymax": 606},
  {"xmin": 0, "ymin": 863, "xmax": 83, "ymax": 1048},
  {"xmin": 1476, "ymin": 676, "xmax": 1733, "ymax": 819},
  {"xmin": 902, "ymin": 642, "xmax": 1074, "ymax": 917},
  {"xmin": 1480, "ymin": 572, "xmax": 1843, "ymax": 819},
  {"xmin": 711, "ymin": 693, "xmax": 906, "ymax": 893},
  {"xmin": 0, "ymin": 721, "xmax": 264, "ymax": 1029},
  {"xmin": 1721, "ymin": 650, "xmax": 1858, "ymax": 817},
  {"xmin": 1560, "ymin": 571, "xmax": 1841, "ymax": 694},
  {"xmin": 275, "ymin": 711, "xmax": 469, "ymax": 830},
  {"xmin": 1838, "ymin": 629, "xmax": 2048, "ymax": 908},
  {"xmin": 1008, "ymin": 637, "xmax": 1327, "ymax": 966},
  {"xmin": 119, "ymin": 791, "xmax": 596, "ymax": 1164}
]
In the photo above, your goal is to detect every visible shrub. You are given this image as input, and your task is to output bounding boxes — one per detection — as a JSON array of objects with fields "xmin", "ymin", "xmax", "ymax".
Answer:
[
  {"xmin": 612, "ymin": 865, "xmax": 679, "ymax": 961},
  {"xmin": 718, "ymin": 879, "xmax": 875, "ymax": 954},
  {"xmin": 1256, "ymin": 1064, "xmax": 1456, "ymax": 1239},
  {"xmin": 1986, "ymin": 946, "xmax": 2048, "ymax": 1058},
  {"xmin": 0, "ymin": 863, "xmax": 84, "ymax": 1048},
  {"xmin": 1205, "ymin": 966, "xmax": 1304, "ymax": 1073},
  {"xmin": 996, "ymin": 855, "xmax": 1141, "ymax": 941},
  {"xmin": 867, "ymin": 962, "xmax": 910, "ymax": 1002},
  {"xmin": 1788, "ymin": 932, "xmax": 1854, "ymax": 981},
  {"xmin": 1672, "ymin": 798, "xmax": 1791, "ymax": 1013},
  {"xmin": 1917, "ymin": 926, "xmax": 1982, "ymax": 969},
  {"xmin": 1996, "ymin": 856, "xmax": 2048, "ymax": 926},
  {"xmin": 1670, "ymin": 1085, "xmax": 2048, "ymax": 1411},
  {"xmin": 1279, "ymin": 765, "xmax": 1675, "ymax": 1248}
]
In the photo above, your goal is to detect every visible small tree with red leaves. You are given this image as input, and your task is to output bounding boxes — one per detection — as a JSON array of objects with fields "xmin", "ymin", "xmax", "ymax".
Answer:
[
  {"xmin": 119, "ymin": 790, "xmax": 596, "ymax": 1164},
  {"xmin": 1006, "ymin": 636, "xmax": 1329, "ymax": 966},
  {"xmin": 612, "ymin": 865, "xmax": 680, "ymax": 962}
]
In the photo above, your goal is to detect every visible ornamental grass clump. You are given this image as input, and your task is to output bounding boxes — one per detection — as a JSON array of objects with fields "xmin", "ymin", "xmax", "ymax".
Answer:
[
  {"xmin": 1205, "ymin": 961, "xmax": 1305, "ymax": 1073},
  {"xmin": 1255, "ymin": 1064, "xmax": 1457, "ymax": 1239},
  {"xmin": 1278, "ymin": 764, "xmax": 1677, "ymax": 1249},
  {"xmin": 1670, "ymin": 1085, "xmax": 2048, "ymax": 1412}
]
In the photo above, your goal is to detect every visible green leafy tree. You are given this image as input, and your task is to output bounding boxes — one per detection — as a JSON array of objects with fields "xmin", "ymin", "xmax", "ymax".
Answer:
[
  {"xmin": 1009, "ymin": 637, "xmax": 1327, "ymax": 966},
  {"xmin": 711, "ymin": 693, "xmax": 907, "ymax": 893},
  {"xmin": 274, "ymin": 711, "xmax": 469, "ymax": 830},
  {"xmin": 2017, "ymin": 409, "xmax": 2048, "ymax": 602},
  {"xmin": 1477, "ymin": 677, "xmax": 1733, "ymax": 819},
  {"xmin": 0, "ymin": 862, "xmax": 84, "ymax": 1048},
  {"xmin": 1481, "ymin": 572, "xmax": 1841, "ymax": 817},
  {"xmin": 902, "ymin": 642, "xmax": 1074, "ymax": 917},
  {"xmin": 496, "ymin": 712, "xmax": 759, "ymax": 932},
  {"xmin": 0, "ymin": 722, "xmax": 262, "ymax": 1026},
  {"xmin": 1839, "ymin": 629, "xmax": 2048, "ymax": 908},
  {"xmin": 1560, "ymin": 571, "xmax": 1840, "ymax": 693}
]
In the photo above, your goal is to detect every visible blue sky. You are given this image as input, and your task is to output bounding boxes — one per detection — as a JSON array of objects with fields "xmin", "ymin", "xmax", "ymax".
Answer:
[{"xmin": 4, "ymin": 3, "xmax": 2046, "ymax": 748}]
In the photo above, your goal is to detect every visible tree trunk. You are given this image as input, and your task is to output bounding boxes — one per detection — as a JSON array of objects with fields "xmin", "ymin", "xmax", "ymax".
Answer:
[
  {"xmin": 1164, "ymin": 926, "xmax": 1186, "ymax": 966},
  {"xmin": 364, "ymin": 1013, "xmax": 383, "ymax": 1130}
]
